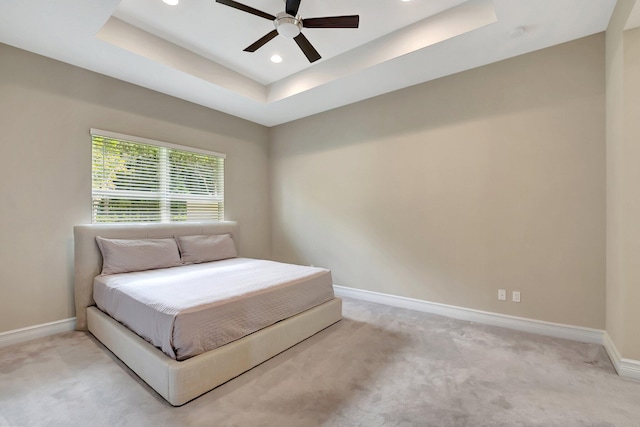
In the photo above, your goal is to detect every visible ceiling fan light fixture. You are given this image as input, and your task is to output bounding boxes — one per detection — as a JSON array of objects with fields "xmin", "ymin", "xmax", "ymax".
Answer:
[
  {"xmin": 271, "ymin": 54, "xmax": 283, "ymax": 63},
  {"xmin": 215, "ymin": 0, "xmax": 359, "ymax": 63},
  {"xmin": 275, "ymin": 12, "xmax": 302, "ymax": 38}
]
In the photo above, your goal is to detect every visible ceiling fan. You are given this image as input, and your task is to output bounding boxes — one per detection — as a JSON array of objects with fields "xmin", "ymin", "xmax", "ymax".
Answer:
[{"xmin": 215, "ymin": 0, "xmax": 360, "ymax": 63}]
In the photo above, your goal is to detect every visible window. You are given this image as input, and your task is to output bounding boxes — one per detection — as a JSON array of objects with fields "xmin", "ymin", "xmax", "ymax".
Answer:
[{"xmin": 91, "ymin": 129, "xmax": 224, "ymax": 223}]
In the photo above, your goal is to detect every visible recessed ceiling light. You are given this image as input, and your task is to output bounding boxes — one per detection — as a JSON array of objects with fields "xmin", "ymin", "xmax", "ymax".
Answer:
[
  {"xmin": 271, "ymin": 55, "xmax": 283, "ymax": 64},
  {"xmin": 163, "ymin": 0, "xmax": 179, "ymax": 5},
  {"xmin": 401, "ymin": 0, "xmax": 411, "ymax": 2}
]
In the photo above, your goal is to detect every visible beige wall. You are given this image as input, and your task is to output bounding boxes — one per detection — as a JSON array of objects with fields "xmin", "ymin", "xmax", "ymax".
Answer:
[
  {"xmin": 271, "ymin": 35, "xmax": 606, "ymax": 329},
  {"xmin": 621, "ymin": 27, "xmax": 640, "ymax": 360},
  {"xmin": 0, "ymin": 32, "xmax": 617, "ymax": 338},
  {"xmin": 605, "ymin": 0, "xmax": 631, "ymax": 363},
  {"xmin": 0, "ymin": 43, "xmax": 270, "ymax": 333},
  {"xmin": 605, "ymin": 0, "xmax": 640, "ymax": 361}
]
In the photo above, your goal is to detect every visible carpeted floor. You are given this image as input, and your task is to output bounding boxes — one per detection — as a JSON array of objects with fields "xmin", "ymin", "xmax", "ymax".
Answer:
[{"xmin": 1, "ymin": 297, "xmax": 639, "ymax": 427}]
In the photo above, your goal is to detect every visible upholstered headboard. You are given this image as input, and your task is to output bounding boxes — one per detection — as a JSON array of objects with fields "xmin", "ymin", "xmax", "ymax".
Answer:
[{"xmin": 73, "ymin": 221, "xmax": 239, "ymax": 331}]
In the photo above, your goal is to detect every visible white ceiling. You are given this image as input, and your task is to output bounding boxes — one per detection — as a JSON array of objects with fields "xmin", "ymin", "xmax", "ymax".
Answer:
[{"xmin": 0, "ymin": 0, "xmax": 617, "ymax": 126}]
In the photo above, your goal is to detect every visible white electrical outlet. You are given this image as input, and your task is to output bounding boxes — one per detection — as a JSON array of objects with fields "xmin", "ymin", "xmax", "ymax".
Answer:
[
  {"xmin": 498, "ymin": 289, "xmax": 506, "ymax": 301},
  {"xmin": 512, "ymin": 291, "xmax": 521, "ymax": 303}
]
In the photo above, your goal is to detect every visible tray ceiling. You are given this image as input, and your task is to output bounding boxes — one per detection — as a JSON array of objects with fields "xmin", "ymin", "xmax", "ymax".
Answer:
[{"xmin": 0, "ymin": 0, "xmax": 617, "ymax": 126}]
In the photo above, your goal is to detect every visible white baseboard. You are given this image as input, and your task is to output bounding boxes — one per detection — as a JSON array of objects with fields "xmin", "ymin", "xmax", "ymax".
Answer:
[
  {"xmin": 334, "ymin": 285, "xmax": 640, "ymax": 381},
  {"xmin": 333, "ymin": 285, "xmax": 605, "ymax": 344},
  {"xmin": 603, "ymin": 332, "xmax": 640, "ymax": 381},
  {"xmin": 0, "ymin": 318, "xmax": 77, "ymax": 348},
  {"xmin": 4, "ymin": 290, "xmax": 640, "ymax": 382}
]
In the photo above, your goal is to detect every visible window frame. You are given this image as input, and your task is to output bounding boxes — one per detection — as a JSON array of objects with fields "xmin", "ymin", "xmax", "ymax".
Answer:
[{"xmin": 90, "ymin": 128, "xmax": 226, "ymax": 224}]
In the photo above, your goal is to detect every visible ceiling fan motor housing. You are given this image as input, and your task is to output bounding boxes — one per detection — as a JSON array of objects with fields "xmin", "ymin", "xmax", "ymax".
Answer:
[
  {"xmin": 274, "ymin": 12, "xmax": 302, "ymax": 38},
  {"xmin": 214, "ymin": 0, "xmax": 359, "ymax": 63}
]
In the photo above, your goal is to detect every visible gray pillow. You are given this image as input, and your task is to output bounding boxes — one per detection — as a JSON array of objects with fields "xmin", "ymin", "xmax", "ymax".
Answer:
[
  {"xmin": 175, "ymin": 234, "xmax": 237, "ymax": 264},
  {"xmin": 96, "ymin": 237, "xmax": 182, "ymax": 275}
]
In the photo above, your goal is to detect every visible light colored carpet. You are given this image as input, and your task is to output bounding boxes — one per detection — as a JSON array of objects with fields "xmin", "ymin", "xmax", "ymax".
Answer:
[{"xmin": 1, "ymin": 297, "xmax": 639, "ymax": 427}]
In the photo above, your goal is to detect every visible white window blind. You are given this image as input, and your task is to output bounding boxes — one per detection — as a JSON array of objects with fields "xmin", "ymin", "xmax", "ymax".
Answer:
[{"xmin": 91, "ymin": 129, "xmax": 225, "ymax": 223}]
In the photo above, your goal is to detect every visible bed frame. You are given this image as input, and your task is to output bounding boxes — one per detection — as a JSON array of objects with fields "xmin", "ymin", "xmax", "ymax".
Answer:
[{"xmin": 74, "ymin": 221, "xmax": 342, "ymax": 406}]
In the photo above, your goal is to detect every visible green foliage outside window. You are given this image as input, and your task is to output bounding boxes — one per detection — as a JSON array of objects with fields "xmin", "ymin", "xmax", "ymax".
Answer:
[{"xmin": 91, "ymin": 134, "xmax": 224, "ymax": 223}]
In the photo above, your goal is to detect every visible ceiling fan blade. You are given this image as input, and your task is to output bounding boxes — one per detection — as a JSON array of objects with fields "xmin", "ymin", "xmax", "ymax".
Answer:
[
  {"xmin": 303, "ymin": 15, "xmax": 360, "ymax": 29},
  {"xmin": 215, "ymin": 0, "xmax": 275, "ymax": 21},
  {"xmin": 285, "ymin": 0, "xmax": 302, "ymax": 16},
  {"xmin": 243, "ymin": 30, "xmax": 279, "ymax": 52},
  {"xmin": 294, "ymin": 33, "xmax": 321, "ymax": 63}
]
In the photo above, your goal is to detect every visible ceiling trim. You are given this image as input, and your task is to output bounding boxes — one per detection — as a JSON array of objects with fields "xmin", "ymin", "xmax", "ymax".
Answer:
[
  {"xmin": 97, "ymin": 17, "xmax": 266, "ymax": 102},
  {"xmin": 268, "ymin": 0, "xmax": 497, "ymax": 103},
  {"xmin": 96, "ymin": 0, "xmax": 496, "ymax": 106}
]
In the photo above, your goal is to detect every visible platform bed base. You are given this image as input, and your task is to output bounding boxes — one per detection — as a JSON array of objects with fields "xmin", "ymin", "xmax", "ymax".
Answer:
[{"xmin": 87, "ymin": 298, "xmax": 342, "ymax": 406}]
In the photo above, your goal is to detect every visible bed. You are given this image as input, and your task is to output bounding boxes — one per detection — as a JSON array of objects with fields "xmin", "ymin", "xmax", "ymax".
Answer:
[{"xmin": 74, "ymin": 221, "xmax": 342, "ymax": 406}]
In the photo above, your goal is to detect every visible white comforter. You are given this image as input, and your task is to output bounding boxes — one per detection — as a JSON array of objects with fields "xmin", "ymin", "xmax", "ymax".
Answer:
[{"xmin": 93, "ymin": 258, "xmax": 334, "ymax": 360}]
